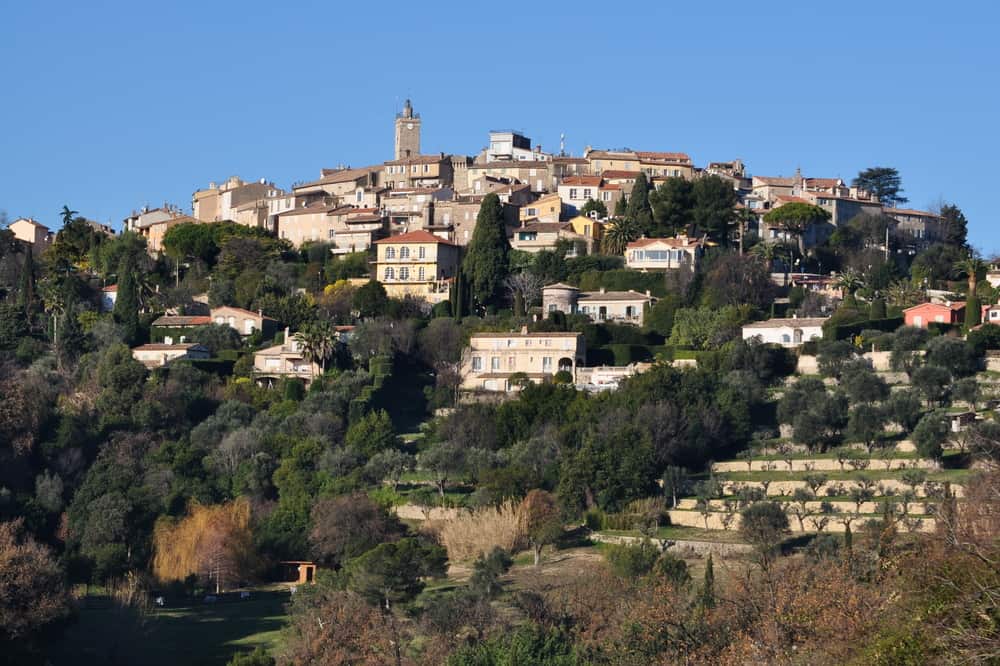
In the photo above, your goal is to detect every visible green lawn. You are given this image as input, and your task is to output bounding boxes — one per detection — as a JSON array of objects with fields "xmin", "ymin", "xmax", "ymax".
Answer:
[
  {"xmin": 47, "ymin": 591, "xmax": 290, "ymax": 666},
  {"xmin": 601, "ymin": 525, "xmax": 747, "ymax": 544}
]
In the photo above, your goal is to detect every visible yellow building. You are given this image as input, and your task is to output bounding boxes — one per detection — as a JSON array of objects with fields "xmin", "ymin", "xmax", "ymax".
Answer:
[
  {"xmin": 566, "ymin": 215, "xmax": 604, "ymax": 249},
  {"xmin": 373, "ymin": 230, "xmax": 459, "ymax": 304},
  {"xmin": 520, "ymin": 193, "xmax": 565, "ymax": 224},
  {"xmin": 460, "ymin": 327, "xmax": 586, "ymax": 392}
]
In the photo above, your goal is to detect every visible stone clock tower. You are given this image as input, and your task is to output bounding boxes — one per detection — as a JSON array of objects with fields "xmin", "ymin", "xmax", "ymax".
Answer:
[{"xmin": 394, "ymin": 99, "xmax": 421, "ymax": 159}]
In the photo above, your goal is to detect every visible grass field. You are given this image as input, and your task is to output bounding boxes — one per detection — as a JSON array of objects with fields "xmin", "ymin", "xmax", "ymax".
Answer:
[{"xmin": 47, "ymin": 590, "xmax": 290, "ymax": 666}]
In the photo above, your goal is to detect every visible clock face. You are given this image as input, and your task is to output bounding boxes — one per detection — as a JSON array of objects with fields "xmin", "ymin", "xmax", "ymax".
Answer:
[{"xmin": 406, "ymin": 123, "xmax": 413, "ymax": 130}]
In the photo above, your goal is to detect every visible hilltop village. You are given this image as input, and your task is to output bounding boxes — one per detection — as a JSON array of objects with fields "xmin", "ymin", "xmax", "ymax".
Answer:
[{"xmin": 2, "ymin": 101, "xmax": 999, "ymax": 664}]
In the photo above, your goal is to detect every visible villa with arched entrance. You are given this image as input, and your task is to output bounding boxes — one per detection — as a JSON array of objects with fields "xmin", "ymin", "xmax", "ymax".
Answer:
[
  {"xmin": 741, "ymin": 317, "xmax": 827, "ymax": 348},
  {"xmin": 460, "ymin": 327, "xmax": 586, "ymax": 393}
]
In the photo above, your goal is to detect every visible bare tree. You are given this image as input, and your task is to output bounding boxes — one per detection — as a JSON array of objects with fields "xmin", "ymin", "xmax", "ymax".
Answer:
[{"xmin": 504, "ymin": 271, "xmax": 544, "ymax": 315}]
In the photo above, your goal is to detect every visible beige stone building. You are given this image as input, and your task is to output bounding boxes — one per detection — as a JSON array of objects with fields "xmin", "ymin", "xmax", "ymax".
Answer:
[
  {"xmin": 8, "ymin": 218, "xmax": 52, "ymax": 253},
  {"xmin": 384, "ymin": 154, "xmax": 454, "ymax": 189},
  {"xmin": 292, "ymin": 166, "xmax": 383, "ymax": 208},
  {"xmin": 542, "ymin": 284, "xmax": 655, "ymax": 325},
  {"xmin": 625, "ymin": 236, "xmax": 705, "ymax": 271},
  {"xmin": 139, "ymin": 214, "xmax": 199, "ymax": 254},
  {"xmin": 276, "ymin": 204, "xmax": 387, "ymax": 250},
  {"xmin": 460, "ymin": 328, "xmax": 586, "ymax": 392},
  {"xmin": 132, "ymin": 343, "xmax": 211, "ymax": 368},
  {"xmin": 373, "ymin": 230, "xmax": 459, "ymax": 303},
  {"xmin": 584, "ymin": 149, "xmax": 693, "ymax": 180},
  {"xmin": 253, "ymin": 333, "xmax": 322, "ymax": 386},
  {"xmin": 192, "ymin": 176, "xmax": 278, "ymax": 224},
  {"xmin": 210, "ymin": 306, "xmax": 278, "ymax": 337},
  {"xmin": 466, "ymin": 160, "xmax": 553, "ymax": 194},
  {"xmin": 431, "ymin": 196, "xmax": 520, "ymax": 246}
]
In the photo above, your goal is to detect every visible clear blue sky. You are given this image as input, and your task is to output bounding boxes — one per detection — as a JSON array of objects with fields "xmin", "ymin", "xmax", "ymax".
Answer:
[{"xmin": 2, "ymin": 1, "xmax": 997, "ymax": 249}]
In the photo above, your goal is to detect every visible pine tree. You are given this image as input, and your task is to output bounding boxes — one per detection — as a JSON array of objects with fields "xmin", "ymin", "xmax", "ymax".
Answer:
[
  {"xmin": 114, "ymin": 253, "xmax": 140, "ymax": 344},
  {"xmin": 700, "ymin": 553, "xmax": 715, "ymax": 609},
  {"xmin": 462, "ymin": 193, "xmax": 510, "ymax": 310}
]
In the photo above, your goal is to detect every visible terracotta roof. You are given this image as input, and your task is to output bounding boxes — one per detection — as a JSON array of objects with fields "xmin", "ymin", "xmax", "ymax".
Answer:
[
  {"xmin": 626, "ymin": 236, "xmax": 705, "ymax": 250},
  {"xmin": 551, "ymin": 157, "xmax": 588, "ymax": 164},
  {"xmin": 152, "ymin": 315, "xmax": 211, "ymax": 327},
  {"xmin": 600, "ymin": 184, "xmax": 622, "ymax": 191},
  {"xmin": 578, "ymin": 290, "xmax": 655, "ymax": 302},
  {"xmin": 804, "ymin": 178, "xmax": 842, "ymax": 188},
  {"xmin": 517, "ymin": 222, "xmax": 569, "ymax": 233},
  {"xmin": 301, "ymin": 165, "xmax": 381, "ymax": 188},
  {"xmin": 374, "ymin": 229, "xmax": 455, "ymax": 245},
  {"xmin": 211, "ymin": 306, "xmax": 277, "ymax": 321},
  {"xmin": 743, "ymin": 317, "xmax": 828, "ymax": 329},
  {"xmin": 543, "ymin": 283, "xmax": 580, "ymax": 291},
  {"xmin": 903, "ymin": 302, "xmax": 965, "ymax": 312},
  {"xmin": 754, "ymin": 176, "xmax": 796, "ymax": 186},
  {"xmin": 560, "ymin": 176, "xmax": 602, "ymax": 187},
  {"xmin": 278, "ymin": 203, "xmax": 354, "ymax": 218},
  {"xmin": 600, "ymin": 170, "xmax": 640, "ymax": 179},
  {"xmin": 885, "ymin": 208, "xmax": 941, "ymax": 218},
  {"xmin": 384, "ymin": 154, "xmax": 449, "ymax": 166},
  {"xmin": 471, "ymin": 331, "xmax": 582, "ymax": 339},
  {"xmin": 133, "ymin": 343, "xmax": 206, "ymax": 351},
  {"xmin": 469, "ymin": 160, "xmax": 551, "ymax": 170},
  {"xmin": 101, "ymin": 285, "xmax": 118, "ymax": 292},
  {"xmin": 773, "ymin": 196, "xmax": 812, "ymax": 205},
  {"xmin": 635, "ymin": 151, "xmax": 691, "ymax": 163}
]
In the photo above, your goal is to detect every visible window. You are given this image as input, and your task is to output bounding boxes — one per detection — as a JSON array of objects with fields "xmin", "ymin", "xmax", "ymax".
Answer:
[
  {"xmin": 418, "ymin": 246, "xmax": 426, "ymax": 259},
  {"xmin": 400, "ymin": 247, "xmax": 410, "ymax": 259},
  {"xmin": 527, "ymin": 208, "xmax": 537, "ymax": 216},
  {"xmin": 542, "ymin": 357, "xmax": 552, "ymax": 371},
  {"xmin": 569, "ymin": 188, "xmax": 578, "ymax": 199},
  {"xmin": 418, "ymin": 266, "xmax": 425, "ymax": 280},
  {"xmin": 328, "ymin": 229, "xmax": 336, "ymax": 239},
  {"xmin": 399, "ymin": 266, "xmax": 409, "ymax": 280},
  {"xmin": 386, "ymin": 247, "xmax": 396, "ymax": 259},
  {"xmin": 583, "ymin": 188, "xmax": 592, "ymax": 199},
  {"xmin": 508, "ymin": 356, "xmax": 515, "ymax": 370},
  {"xmin": 384, "ymin": 267, "xmax": 395, "ymax": 280},
  {"xmin": 472, "ymin": 356, "xmax": 483, "ymax": 371},
  {"xmin": 602, "ymin": 191, "xmax": 611, "ymax": 201},
  {"xmin": 423, "ymin": 164, "xmax": 429, "ymax": 173},
  {"xmin": 356, "ymin": 190, "xmax": 363, "ymax": 203},
  {"xmin": 548, "ymin": 304, "xmax": 556, "ymax": 312}
]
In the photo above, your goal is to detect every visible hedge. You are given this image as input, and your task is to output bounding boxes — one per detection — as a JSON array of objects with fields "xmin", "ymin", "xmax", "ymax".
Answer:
[{"xmin": 825, "ymin": 316, "xmax": 903, "ymax": 341}]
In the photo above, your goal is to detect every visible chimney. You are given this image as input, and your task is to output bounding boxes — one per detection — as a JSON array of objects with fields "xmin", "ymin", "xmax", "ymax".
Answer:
[
  {"xmin": 520, "ymin": 325, "xmax": 528, "ymax": 335},
  {"xmin": 284, "ymin": 326, "xmax": 290, "ymax": 345},
  {"xmin": 645, "ymin": 290, "xmax": 651, "ymax": 297},
  {"xmin": 600, "ymin": 287, "xmax": 606, "ymax": 294}
]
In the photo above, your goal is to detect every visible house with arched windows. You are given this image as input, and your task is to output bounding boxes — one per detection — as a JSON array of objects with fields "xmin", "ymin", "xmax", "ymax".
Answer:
[
  {"xmin": 741, "ymin": 317, "xmax": 826, "ymax": 347},
  {"xmin": 373, "ymin": 230, "xmax": 459, "ymax": 304}
]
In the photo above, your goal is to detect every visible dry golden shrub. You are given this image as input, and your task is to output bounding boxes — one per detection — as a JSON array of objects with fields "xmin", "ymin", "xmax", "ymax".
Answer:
[{"xmin": 434, "ymin": 500, "xmax": 526, "ymax": 562}]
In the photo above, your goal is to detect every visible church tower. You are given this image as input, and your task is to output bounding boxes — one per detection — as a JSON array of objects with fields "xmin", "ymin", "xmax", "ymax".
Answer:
[{"xmin": 394, "ymin": 99, "xmax": 421, "ymax": 160}]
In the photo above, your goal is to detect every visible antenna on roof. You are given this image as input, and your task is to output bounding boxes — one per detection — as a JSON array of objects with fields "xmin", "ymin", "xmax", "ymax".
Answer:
[{"xmin": 560, "ymin": 133, "xmax": 566, "ymax": 157}]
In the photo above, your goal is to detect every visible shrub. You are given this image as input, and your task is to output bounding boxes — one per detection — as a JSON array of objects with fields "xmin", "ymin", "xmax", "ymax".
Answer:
[
  {"xmin": 435, "ymin": 500, "xmax": 526, "ymax": 562},
  {"xmin": 605, "ymin": 539, "xmax": 660, "ymax": 579}
]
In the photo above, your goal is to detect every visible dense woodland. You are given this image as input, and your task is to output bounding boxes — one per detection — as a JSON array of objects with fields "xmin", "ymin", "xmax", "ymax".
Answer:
[{"xmin": 1, "ymin": 177, "xmax": 999, "ymax": 665}]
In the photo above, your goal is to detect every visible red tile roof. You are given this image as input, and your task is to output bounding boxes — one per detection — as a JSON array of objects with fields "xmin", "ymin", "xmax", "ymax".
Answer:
[
  {"xmin": 601, "ymin": 170, "xmax": 640, "ymax": 179},
  {"xmin": 374, "ymin": 229, "xmax": 455, "ymax": 245},
  {"xmin": 626, "ymin": 236, "xmax": 705, "ymax": 250},
  {"xmin": 635, "ymin": 151, "xmax": 691, "ymax": 163},
  {"xmin": 561, "ymin": 176, "xmax": 603, "ymax": 187}
]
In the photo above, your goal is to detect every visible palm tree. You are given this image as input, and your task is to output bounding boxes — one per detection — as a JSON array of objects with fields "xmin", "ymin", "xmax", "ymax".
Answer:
[
  {"xmin": 953, "ymin": 255, "xmax": 987, "ymax": 295},
  {"xmin": 763, "ymin": 202, "xmax": 830, "ymax": 256},
  {"xmin": 601, "ymin": 217, "xmax": 641, "ymax": 255},
  {"xmin": 885, "ymin": 279, "xmax": 923, "ymax": 309},
  {"xmin": 60, "ymin": 205, "xmax": 78, "ymax": 227},
  {"xmin": 835, "ymin": 269, "xmax": 865, "ymax": 303},
  {"xmin": 295, "ymin": 322, "xmax": 337, "ymax": 380}
]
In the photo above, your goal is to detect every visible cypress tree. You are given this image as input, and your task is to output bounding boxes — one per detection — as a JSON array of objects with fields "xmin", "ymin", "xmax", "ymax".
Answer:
[
  {"xmin": 700, "ymin": 553, "xmax": 715, "ymax": 609},
  {"xmin": 462, "ymin": 193, "xmax": 509, "ymax": 310},
  {"xmin": 114, "ymin": 252, "xmax": 140, "ymax": 344},
  {"xmin": 17, "ymin": 247, "xmax": 35, "ymax": 316},
  {"xmin": 627, "ymin": 172, "xmax": 653, "ymax": 232},
  {"xmin": 614, "ymin": 194, "xmax": 628, "ymax": 218},
  {"xmin": 965, "ymin": 290, "xmax": 981, "ymax": 330},
  {"xmin": 870, "ymin": 297, "xmax": 887, "ymax": 320},
  {"xmin": 843, "ymin": 523, "xmax": 853, "ymax": 556}
]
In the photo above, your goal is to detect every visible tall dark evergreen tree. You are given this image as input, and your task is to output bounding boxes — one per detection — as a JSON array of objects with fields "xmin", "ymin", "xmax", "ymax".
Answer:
[
  {"xmin": 613, "ymin": 193, "xmax": 628, "ymax": 218},
  {"xmin": 626, "ymin": 172, "xmax": 653, "ymax": 233},
  {"xmin": 691, "ymin": 175, "xmax": 738, "ymax": 244},
  {"xmin": 113, "ymin": 253, "xmax": 140, "ymax": 344},
  {"xmin": 700, "ymin": 553, "xmax": 715, "ymax": 609},
  {"xmin": 650, "ymin": 177, "xmax": 693, "ymax": 237},
  {"xmin": 852, "ymin": 167, "xmax": 907, "ymax": 206},
  {"xmin": 461, "ymin": 193, "xmax": 509, "ymax": 310},
  {"xmin": 939, "ymin": 203, "xmax": 969, "ymax": 248},
  {"xmin": 17, "ymin": 245, "xmax": 35, "ymax": 317}
]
